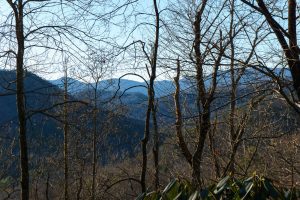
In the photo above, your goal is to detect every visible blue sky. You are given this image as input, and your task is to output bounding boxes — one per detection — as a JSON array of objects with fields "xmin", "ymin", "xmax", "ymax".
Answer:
[
  {"xmin": 0, "ymin": 0, "xmax": 291, "ymax": 83},
  {"xmin": 0, "ymin": 0, "xmax": 169, "ymax": 81}
]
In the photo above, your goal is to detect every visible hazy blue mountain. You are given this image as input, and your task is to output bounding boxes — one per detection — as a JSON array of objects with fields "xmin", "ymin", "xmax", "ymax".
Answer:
[
  {"xmin": 0, "ymin": 70, "xmax": 145, "ymax": 161},
  {"xmin": 49, "ymin": 77, "xmax": 192, "ymax": 97},
  {"xmin": 0, "ymin": 70, "xmax": 61, "ymax": 125},
  {"xmin": 48, "ymin": 77, "xmax": 89, "ymax": 93},
  {"xmin": 50, "ymin": 68, "xmax": 276, "ymax": 121},
  {"xmin": 49, "ymin": 67, "xmax": 292, "ymax": 99},
  {"xmin": 0, "ymin": 68, "xmax": 297, "ymax": 169},
  {"xmin": 0, "ymin": 70, "xmax": 63, "ymax": 168},
  {"xmin": 49, "ymin": 77, "xmax": 147, "ymax": 94}
]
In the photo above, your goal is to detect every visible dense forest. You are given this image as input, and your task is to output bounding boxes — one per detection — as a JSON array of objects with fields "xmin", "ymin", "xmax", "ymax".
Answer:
[{"xmin": 1, "ymin": 0, "xmax": 300, "ymax": 199}]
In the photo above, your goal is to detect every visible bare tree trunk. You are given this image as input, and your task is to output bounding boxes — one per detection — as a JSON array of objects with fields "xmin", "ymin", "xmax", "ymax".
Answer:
[
  {"xmin": 140, "ymin": 0, "xmax": 160, "ymax": 192},
  {"xmin": 229, "ymin": 0, "xmax": 236, "ymax": 174},
  {"xmin": 141, "ymin": 92, "xmax": 151, "ymax": 192},
  {"xmin": 175, "ymin": 58, "xmax": 213, "ymax": 187},
  {"xmin": 208, "ymin": 117, "xmax": 220, "ymax": 178},
  {"xmin": 92, "ymin": 87, "xmax": 98, "ymax": 200},
  {"xmin": 192, "ymin": 0, "xmax": 209, "ymax": 187},
  {"xmin": 46, "ymin": 172, "xmax": 50, "ymax": 200},
  {"xmin": 242, "ymin": 0, "xmax": 300, "ymax": 100},
  {"xmin": 35, "ymin": 179, "xmax": 39, "ymax": 200},
  {"xmin": 173, "ymin": 59, "xmax": 193, "ymax": 166},
  {"xmin": 192, "ymin": 107, "xmax": 210, "ymax": 187},
  {"xmin": 76, "ymin": 164, "xmax": 84, "ymax": 200},
  {"xmin": 151, "ymin": 103, "xmax": 159, "ymax": 189},
  {"xmin": 287, "ymin": 0, "xmax": 300, "ymax": 99},
  {"xmin": 63, "ymin": 63, "xmax": 69, "ymax": 200},
  {"xmin": 151, "ymin": 0, "xmax": 160, "ymax": 189},
  {"xmin": 7, "ymin": 0, "xmax": 29, "ymax": 199},
  {"xmin": 17, "ymin": 29, "xmax": 29, "ymax": 200}
]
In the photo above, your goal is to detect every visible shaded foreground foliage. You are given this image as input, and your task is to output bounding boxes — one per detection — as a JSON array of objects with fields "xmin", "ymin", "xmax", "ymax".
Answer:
[{"xmin": 138, "ymin": 175, "xmax": 300, "ymax": 200}]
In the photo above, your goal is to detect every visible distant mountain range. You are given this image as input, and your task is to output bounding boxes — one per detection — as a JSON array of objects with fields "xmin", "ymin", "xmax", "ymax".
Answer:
[
  {"xmin": 0, "ymin": 70, "xmax": 145, "ymax": 164},
  {"xmin": 48, "ymin": 77, "xmax": 190, "ymax": 97},
  {"xmin": 0, "ymin": 67, "xmax": 297, "ymax": 179},
  {"xmin": 49, "ymin": 67, "xmax": 292, "ymax": 97},
  {"xmin": 1, "ymin": 67, "xmax": 292, "ymax": 125},
  {"xmin": 0, "ymin": 68, "xmax": 295, "ymax": 161},
  {"xmin": 47, "ymin": 67, "xmax": 293, "ymax": 121}
]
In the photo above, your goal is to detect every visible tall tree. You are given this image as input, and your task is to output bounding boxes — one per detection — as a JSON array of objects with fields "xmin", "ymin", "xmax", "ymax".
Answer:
[
  {"xmin": 84, "ymin": 50, "xmax": 107, "ymax": 200},
  {"xmin": 140, "ymin": 0, "xmax": 160, "ymax": 192},
  {"xmin": 62, "ymin": 56, "xmax": 69, "ymax": 200},
  {"xmin": 168, "ymin": 0, "xmax": 258, "ymax": 186},
  {"xmin": 3, "ymin": 1, "xmax": 117, "ymax": 199},
  {"xmin": 241, "ymin": 0, "xmax": 300, "ymax": 111},
  {"xmin": 6, "ymin": 1, "xmax": 28, "ymax": 199}
]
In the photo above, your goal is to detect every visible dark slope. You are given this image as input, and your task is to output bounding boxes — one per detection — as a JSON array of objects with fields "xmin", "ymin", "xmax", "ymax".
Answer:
[{"xmin": 0, "ymin": 70, "xmax": 145, "ymax": 165}]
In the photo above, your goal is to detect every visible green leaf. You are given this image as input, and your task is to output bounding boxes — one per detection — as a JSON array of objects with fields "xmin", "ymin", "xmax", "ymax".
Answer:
[
  {"xmin": 136, "ymin": 175, "xmax": 300, "ymax": 200},
  {"xmin": 189, "ymin": 191, "xmax": 199, "ymax": 200},
  {"xmin": 136, "ymin": 192, "xmax": 146, "ymax": 200},
  {"xmin": 244, "ymin": 176, "xmax": 253, "ymax": 183},
  {"xmin": 144, "ymin": 192, "xmax": 160, "ymax": 200},
  {"xmin": 162, "ymin": 179, "xmax": 178, "ymax": 194},
  {"xmin": 0, "ymin": 177, "xmax": 13, "ymax": 188},
  {"xmin": 173, "ymin": 192, "xmax": 182, "ymax": 200},
  {"xmin": 216, "ymin": 176, "xmax": 230, "ymax": 189},
  {"xmin": 162, "ymin": 179, "xmax": 180, "ymax": 199},
  {"xmin": 241, "ymin": 181, "xmax": 254, "ymax": 200},
  {"xmin": 214, "ymin": 176, "xmax": 230, "ymax": 195}
]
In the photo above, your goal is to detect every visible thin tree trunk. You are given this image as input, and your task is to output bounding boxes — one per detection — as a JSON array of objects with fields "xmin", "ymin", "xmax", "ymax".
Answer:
[
  {"xmin": 192, "ymin": 107, "xmax": 210, "ymax": 187},
  {"xmin": 77, "ymin": 175, "xmax": 83, "ymax": 200},
  {"xmin": 8, "ymin": 0, "xmax": 30, "ymax": 199},
  {"xmin": 77, "ymin": 162, "xmax": 84, "ymax": 200},
  {"xmin": 208, "ymin": 117, "xmax": 220, "ymax": 178},
  {"xmin": 287, "ymin": 0, "xmax": 300, "ymax": 99},
  {"xmin": 46, "ymin": 172, "xmax": 50, "ymax": 200},
  {"xmin": 141, "ymin": 92, "xmax": 151, "ymax": 192},
  {"xmin": 92, "ymin": 87, "xmax": 98, "ymax": 200},
  {"xmin": 192, "ymin": 0, "xmax": 209, "ymax": 187},
  {"xmin": 229, "ymin": 0, "xmax": 236, "ymax": 174},
  {"xmin": 17, "ymin": 31, "xmax": 29, "ymax": 200},
  {"xmin": 151, "ymin": 0, "xmax": 160, "ymax": 189},
  {"xmin": 173, "ymin": 59, "xmax": 192, "ymax": 165},
  {"xmin": 152, "ymin": 103, "xmax": 159, "ymax": 189},
  {"xmin": 141, "ymin": 0, "xmax": 160, "ymax": 192},
  {"xmin": 63, "ymin": 64, "xmax": 69, "ymax": 200},
  {"xmin": 35, "ymin": 179, "xmax": 39, "ymax": 200},
  {"xmin": 249, "ymin": 0, "xmax": 300, "ymax": 99}
]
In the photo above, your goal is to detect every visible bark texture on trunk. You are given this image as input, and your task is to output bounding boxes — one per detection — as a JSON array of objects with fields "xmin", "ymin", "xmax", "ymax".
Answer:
[
  {"xmin": 8, "ymin": 0, "xmax": 30, "ymax": 199},
  {"xmin": 92, "ymin": 86, "xmax": 98, "ymax": 200},
  {"xmin": 253, "ymin": 0, "xmax": 300, "ymax": 99},
  {"xmin": 152, "ymin": 104, "xmax": 159, "ymax": 189},
  {"xmin": 140, "ymin": 0, "xmax": 160, "ymax": 192},
  {"xmin": 174, "ymin": 60, "xmax": 193, "ymax": 166},
  {"xmin": 63, "ymin": 70, "xmax": 69, "ymax": 200}
]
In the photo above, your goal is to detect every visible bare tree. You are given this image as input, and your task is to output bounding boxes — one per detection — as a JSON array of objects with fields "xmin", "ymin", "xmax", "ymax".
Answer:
[
  {"xmin": 225, "ymin": 0, "xmax": 267, "ymax": 175},
  {"xmin": 6, "ymin": 1, "xmax": 29, "ymax": 199},
  {"xmin": 81, "ymin": 50, "xmax": 108, "ymax": 200},
  {"xmin": 2, "ymin": 1, "xmax": 119, "ymax": 199},
  {"xmin": 241, "ymin": 0, "xmax": 300, "ymax": 111},
  {"xmin": 167, "ymin": 0, "xmax": 273, "ymax": 186},
  {"xmin": 62, "ymin": 56, "xmax": 69, "ymax": 200},
  {"xmin": 168, "ymin": 0, "xmax": 227, "ymax": 187},
  {"xmin": 139, "ymin": 0, "xmax": 160, "ymax": 192}
]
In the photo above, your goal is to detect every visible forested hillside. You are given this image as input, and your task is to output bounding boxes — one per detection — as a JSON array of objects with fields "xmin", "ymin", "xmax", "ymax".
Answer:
[{"xmin": 1, "ymin": 0, "xmax": 300, "ymax": 200}]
